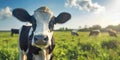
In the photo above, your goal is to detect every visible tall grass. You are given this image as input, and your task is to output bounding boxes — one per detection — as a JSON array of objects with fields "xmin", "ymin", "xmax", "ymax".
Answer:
[
  {"xmin": 0, "ymin": 32, "xmax": 18, "ymax": 60},
  {"xmin": 0, "ymin": 31, "xmax": 120, "ymax": 60}
]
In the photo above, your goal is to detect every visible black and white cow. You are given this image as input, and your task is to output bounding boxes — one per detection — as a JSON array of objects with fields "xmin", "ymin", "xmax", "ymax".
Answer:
[
  {"xmin": 89, "ymin": 30, "xmax": 100, "ymax": 37},
  {"xmin": 12, "ymin": 6, "xmax": 71, "ymax": 60},
  {"xmin": 11, "ymin": 28, "xmax": 19, "ymax": 36},
  {"xmin": 107, "ymin": 29, "xmax": 117, "ymax": 37},
  {"xmin": 71, "ymin": 30, "xmax": 79, "ymax": 36}
]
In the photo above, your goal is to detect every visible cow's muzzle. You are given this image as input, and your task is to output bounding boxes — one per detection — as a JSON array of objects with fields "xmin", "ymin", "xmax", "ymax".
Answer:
[{"xmin": 34, "ymin": 34, "xmax": 48, "ymax": 45}]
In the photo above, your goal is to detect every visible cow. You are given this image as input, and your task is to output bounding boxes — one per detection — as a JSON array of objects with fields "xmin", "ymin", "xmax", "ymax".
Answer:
[
  {"xmin": 12, "ymin": 6, "xmax": 71, "ymax": 60},
  {"xmin": 71, "ymin": 30, "xmax": 79, "ymax": 36},
  {"xmin": 11, "ymin": 28, "xmax": 19, "ymax": 36},
  {"xmin": 89, "ymin": 30, "xmax": 100, "ymax": 37},
  {"xmin": 107, "ymin": 29, "xmax": 117, "ymax": 37}
]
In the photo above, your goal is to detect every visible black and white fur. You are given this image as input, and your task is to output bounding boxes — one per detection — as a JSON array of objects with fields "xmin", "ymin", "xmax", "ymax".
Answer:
[
  {"xmin": 89, "ymin": 30, "xmax": 100, "ymax": 37},
  {"xmin": 71, "ymin": 30, "xmax": 79, "ymax": 36},
  {"xmin": 12, "ymin": 6, "xmax": 71, "ymax": 60}
]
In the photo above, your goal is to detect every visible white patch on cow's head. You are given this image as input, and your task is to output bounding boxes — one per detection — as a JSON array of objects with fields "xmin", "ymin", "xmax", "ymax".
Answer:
[{"xmin": 32, "ymin": 6, "xmax": 54, "ymax": 48}]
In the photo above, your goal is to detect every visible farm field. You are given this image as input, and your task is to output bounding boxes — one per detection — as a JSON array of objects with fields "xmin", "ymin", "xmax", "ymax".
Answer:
[{"xmin": 0, "ymin": 31, "xmax": 120, "ymax": 60}]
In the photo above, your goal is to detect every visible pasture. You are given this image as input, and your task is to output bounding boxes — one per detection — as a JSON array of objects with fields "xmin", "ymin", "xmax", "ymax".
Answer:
[{"xmin": 0, "ymin": 31, "xmax": 120, "ymax": 60}]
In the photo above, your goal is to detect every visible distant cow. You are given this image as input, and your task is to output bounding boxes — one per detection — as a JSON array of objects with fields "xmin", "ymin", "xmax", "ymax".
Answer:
[
  {"xmin": 71, "ymin": 30, "xmax": 79, "ymax": 36},
  {"xmin": 89, "ymin": 30, "xmax": 100, "ymax": 37},
  {"xmin": 107, "ymin": 29, "xmax": 117, "ymax": 37},
  {"xmin": 11, "ymin": 29, "xmax": 19, "ymax": 36},
  {"xmin": 13, "ymin": 6, "xmax": 71, "ymax": 60}
]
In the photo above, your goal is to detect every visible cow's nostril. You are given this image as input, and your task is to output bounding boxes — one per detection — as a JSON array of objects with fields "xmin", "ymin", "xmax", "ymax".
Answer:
[
  {"xmin": 44, "ymin": 36, "xmax": 48, "ymax": 41},
  {"xmin": 34, "ymin": 37, "xmax": 38, "ymax": 41}
]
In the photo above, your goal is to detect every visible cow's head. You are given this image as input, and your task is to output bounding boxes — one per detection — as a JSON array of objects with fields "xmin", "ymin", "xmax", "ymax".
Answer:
[{"xmin": 13, "ymin": 6, "xmax": 71, "ymax": 49}]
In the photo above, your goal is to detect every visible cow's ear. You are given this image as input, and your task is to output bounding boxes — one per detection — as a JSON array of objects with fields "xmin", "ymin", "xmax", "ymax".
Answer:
[
  {"xmin": 54, "ymin": 12, "xmax": 71, "ymax": 24},
  {"xmin": 12, "ymin": 8, "xmax": 31, "ymax": 22}
]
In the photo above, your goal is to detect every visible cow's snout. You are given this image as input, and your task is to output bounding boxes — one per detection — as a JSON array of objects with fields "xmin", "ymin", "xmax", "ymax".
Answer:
[{"xmin": 34, "ymin": 35, "xmax": 48, "ymax": 45}]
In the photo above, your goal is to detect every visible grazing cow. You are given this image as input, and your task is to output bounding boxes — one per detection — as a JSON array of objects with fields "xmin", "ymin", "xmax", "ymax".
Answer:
[
  {"xmin": 89, "ymin": 30, "xmax": 100, "ymax": 37},
  {"xmin": 12, "ymin": 6, "xmax": 71, "ymax": 60},
  {"xmin": 71, "ymin": 30, "xmax": 79, "ymax": 36},
  {"xmin": 11, "ymin": 28, "xmax": 19, "ymax": 36},
  {"xmin": 107, "ymin": 29, "xmax": 117, "ymax": 37}
]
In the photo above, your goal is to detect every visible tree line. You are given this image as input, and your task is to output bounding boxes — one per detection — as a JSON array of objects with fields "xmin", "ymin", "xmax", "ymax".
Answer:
[{"xmin": 57, "ymin": 24, "xmax": 120, "ymax": 32}]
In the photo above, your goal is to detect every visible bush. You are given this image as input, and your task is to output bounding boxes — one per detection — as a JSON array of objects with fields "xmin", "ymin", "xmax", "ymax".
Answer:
[
  {"xmin": 0, "ymin": 48, "xmax": 18, "ymax": 60},
  {"xmin": 80, "ymin": 43, "xmax": 94, "ymax": 51},
  {"xmin": 101, "ymin": 40, "xmax": 120, "ymax": 49}
]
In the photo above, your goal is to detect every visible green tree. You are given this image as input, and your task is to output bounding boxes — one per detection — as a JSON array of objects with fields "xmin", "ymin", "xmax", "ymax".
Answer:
[{"xmin": 90, "ymin": 25, "xmax": 101, "ymax": 30}]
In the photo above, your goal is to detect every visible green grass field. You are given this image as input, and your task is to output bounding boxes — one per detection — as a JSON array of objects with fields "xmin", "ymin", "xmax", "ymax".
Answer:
[{"xmin": 0, "ymin": 31, "xmax": 120, "ymax": 60}]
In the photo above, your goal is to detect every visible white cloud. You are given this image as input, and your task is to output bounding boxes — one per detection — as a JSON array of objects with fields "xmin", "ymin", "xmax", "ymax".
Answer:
[
  {"xmin": 62, "ymin": 0, "xmax": 120, "ymax": 28},
  {"xmin": 0, "ymin": 6, "xmax": 12, "ymax": 20},
  {"xmin": 65, "ymin": 0, "xmax": 105, "ymax": 14}
]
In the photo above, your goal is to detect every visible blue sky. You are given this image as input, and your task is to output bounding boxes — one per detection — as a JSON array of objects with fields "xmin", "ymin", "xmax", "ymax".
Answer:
[{"xmin": 0, "ymin": 0, "xmax": 120, "ymax": 30}]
